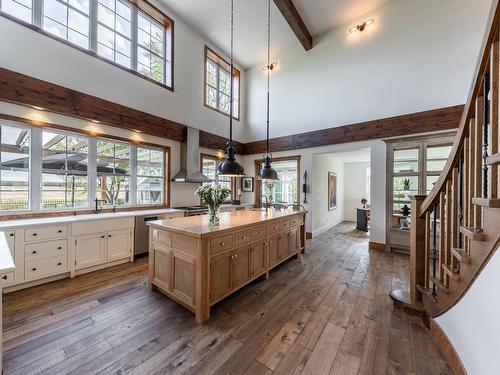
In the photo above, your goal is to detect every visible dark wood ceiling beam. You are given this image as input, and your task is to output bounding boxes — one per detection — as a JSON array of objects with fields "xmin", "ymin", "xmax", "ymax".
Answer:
[
  {"xmin": 273, "ymin": 0, "xmax": 313, "ymax": 51},
  {"xmin": 242, "ymin": 105, "xmax": 464, "ymax": 155}
]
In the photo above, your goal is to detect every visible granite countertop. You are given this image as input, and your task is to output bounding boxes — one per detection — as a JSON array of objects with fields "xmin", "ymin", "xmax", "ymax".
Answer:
[
  {"xmin": 0, "ymin": 208, "xmax": 186, "ymax": 230},
  {"xmin": 148, "ymin": 208, "xmax": 306, "ymax": 237}
]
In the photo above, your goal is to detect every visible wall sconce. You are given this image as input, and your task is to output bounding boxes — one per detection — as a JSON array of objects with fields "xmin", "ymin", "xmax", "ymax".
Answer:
[
  {"xmin": 263, "ymin": 62, "xmax": 279, "ymax": 71},
  {"xmin": 349, "ymin": 19, "xmax": 374, "ymax": 33}
]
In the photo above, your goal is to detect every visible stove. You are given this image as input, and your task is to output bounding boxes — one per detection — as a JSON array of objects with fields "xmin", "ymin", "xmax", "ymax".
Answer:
[{"xmin": 174, "ymin": 205, "xmax": 209, "ymax": 216}]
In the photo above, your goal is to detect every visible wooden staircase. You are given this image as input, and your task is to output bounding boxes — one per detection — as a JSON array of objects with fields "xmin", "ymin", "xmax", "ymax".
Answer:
[{"xmin": 390, "ymin": 1, "xmax": 500, "ymax": 374}]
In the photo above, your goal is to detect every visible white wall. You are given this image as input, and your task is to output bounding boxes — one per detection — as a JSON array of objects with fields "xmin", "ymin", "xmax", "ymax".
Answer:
[
  {"xmin": 0, "ymin": 0, "xmax": 246, "ymax": 140},
  {"xmin": 0, "ymin": 101, "xmax": 227, "ymax": 208},
  {"xmin": 435, "ymin": 246, "xmax": 500, "ymax": 375},
  {"xmin": 311, "ymin": 154, "xmax": 344, "ymax": 236},
  {"xmin": 244, "ymin": 0, "xmax": 491, "ymax": 142},
  {"xmin": 343, "ymin": 162, "xmax": 370, "ymax": 222},
  {"xmin": 241, "ymin": 139, "xmax": 386, "ymax": 244}
]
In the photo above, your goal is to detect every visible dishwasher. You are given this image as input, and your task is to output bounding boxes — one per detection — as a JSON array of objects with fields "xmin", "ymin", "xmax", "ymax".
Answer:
[{"xmin": 134, "ymin": 215, "xmax": 160, "ymax": 256}]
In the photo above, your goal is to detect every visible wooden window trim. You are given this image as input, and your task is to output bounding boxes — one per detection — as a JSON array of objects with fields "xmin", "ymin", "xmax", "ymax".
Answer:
[
  {"xmin": 204, "ymin": 45, "xmax": 241, "ymax": 121},
  {"xmin": 0, "ymin": 0, "xmax": 174, "ymax": 91},
  {"xmin": 200, "ymin": 153, "xmax": 236, "ymax": 202},
  {"xmin": 254, "ymin": 155, "xmax": 301, "ymax": 207},
  {"xmin": 0, "ymin": 113, "xmax": 171, "ymax": 220}
]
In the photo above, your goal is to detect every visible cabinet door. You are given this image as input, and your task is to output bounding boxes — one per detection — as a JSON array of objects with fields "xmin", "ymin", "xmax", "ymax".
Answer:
[
  {"xmin": 106, "ymin": 230, "xmax": 131, "ymax": 261},
  {"xmin": 231, "ymin": 245, "xmax": 251, "ymax": 289},
  {"xmin": 288, "ymin": 228, "xmax": 299, "ymax": 255},
  {"xmin": 250, "ymin": 240, "xmax": 267, "ymax": 278},
  {"xmin": 210, "ymin": 252, "xmax": 232, "ymax": 302},
  {"xmin": 153, "ymin": 245, "xmax": 172, "ymax": 291},
  {"xmin": 171, "ymin": 251, "xmax": 196, "ymax": 307},
  {"xmin": 277, "ymin": 234, "xmax": 287, "ymax": 261},
  {"xmin": 75, "ymin": 234, "xmax": 106, "ymax": 269},
  {"xmin": 268, "ymin": 235, "xmax": 279, "ymax": 267}
]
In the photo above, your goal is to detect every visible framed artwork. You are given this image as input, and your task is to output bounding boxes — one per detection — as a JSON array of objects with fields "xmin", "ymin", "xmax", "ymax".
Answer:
[
  {"xmin": 241, "ymin": 177, "xmax": 254, "ymax": 192},
  {"xmin": 328, "ymin": 172, "xmax": 337, "ymax": 211}
]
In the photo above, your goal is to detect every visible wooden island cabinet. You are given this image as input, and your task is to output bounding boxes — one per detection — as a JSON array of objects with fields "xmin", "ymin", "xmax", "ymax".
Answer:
[{"xmin": 148, "ymin": 209, "xmax": 306, "ymax": 323}]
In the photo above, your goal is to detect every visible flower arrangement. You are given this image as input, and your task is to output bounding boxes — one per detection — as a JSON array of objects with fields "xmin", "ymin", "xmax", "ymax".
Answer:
[
  {"xmin": 195, "ymin": 184, "xmax": 231, "ymax": 225},
  {"xmin": 402, "ymin": 178, "xmax": 412, "ymax": 190}
]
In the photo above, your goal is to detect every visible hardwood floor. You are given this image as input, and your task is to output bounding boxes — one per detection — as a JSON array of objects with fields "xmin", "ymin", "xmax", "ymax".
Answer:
[{"xmin": 2, "ymin": 222, "xmax": 453, "ymax": 375}]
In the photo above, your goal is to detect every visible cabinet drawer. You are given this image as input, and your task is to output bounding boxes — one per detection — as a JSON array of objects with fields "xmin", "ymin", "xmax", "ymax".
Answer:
[
  {"xmin": 280, "ymin": 220, "xmax": 290, "ymax": 231},
  {"xmin": 1, "ymin": 271, "xmax": 14, "ymax": 285},
  {"xmin": 71, "ymin": 217, "xmax": 134, "ymax": 236},
  {"xmin": 25, "ymin": 225, "xmax": 67, "ymax": 242},
  {"xmin": 25, "ymin": 239, "xmax": 68, "ymax": 261},
  {"xmin": 151, "ymin": 228, "xmax": 172, "ymax": 247},
  {"xmin": 210, "ymin": 234, "xmax": 233, "ymax": 255},
  {"xmin": 25, "ymin": 255, "xmax": 68, "ymax": 280},
  {"xmin": 252, "ymin": 226, "xmax": 267, "ymax": 241},
  {"xmin": 268, "ymin": 221, "xmax": 281, "ymax": 233},
  {"xmin": 290, "ymin": 216, "xmax": 303, "ymax": 227},
  {"xmin": 234, "ymin": 229, "xmax": 252, "ymax": 246}
]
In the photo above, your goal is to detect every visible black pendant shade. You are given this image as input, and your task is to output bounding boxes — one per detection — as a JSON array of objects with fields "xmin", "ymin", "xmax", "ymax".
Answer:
[
  {"xmin": 216, "ymin": 0, "xmax": 245, "ymax": 178},
  {"xmin": 256, "ymin": 0, "xmax": 278, "ymax": 182},
  {"xmin": 257, "ymin": 155, "xmax": 279, "ymax": 180},
  {"xmin": 217, "ymin": 145, "xmax": 245, "ymax": 177}
]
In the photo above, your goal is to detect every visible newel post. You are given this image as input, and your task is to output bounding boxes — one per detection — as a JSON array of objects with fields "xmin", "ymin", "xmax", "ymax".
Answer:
[{"xmin": 410, "ymin": 195, "xmax": 427, "ymax": 301}]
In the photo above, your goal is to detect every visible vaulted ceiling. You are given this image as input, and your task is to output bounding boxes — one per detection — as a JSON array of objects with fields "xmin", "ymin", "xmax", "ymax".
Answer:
[{"xmin": 158, "ymin": 0, "xmax": 392, "ymax": 69}]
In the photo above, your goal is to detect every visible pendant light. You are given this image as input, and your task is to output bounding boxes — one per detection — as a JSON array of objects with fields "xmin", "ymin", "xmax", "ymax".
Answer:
[
  {"xmin": 217, "ymin": 0, "xmax": 245, "ymax": 177},
  {"xmin": 257, "ymin": 0, "xmax": 278, "ymax": 182}
]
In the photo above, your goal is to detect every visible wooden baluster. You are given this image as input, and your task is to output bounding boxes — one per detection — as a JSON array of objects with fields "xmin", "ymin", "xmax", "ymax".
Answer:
[
  {"xmin": 431, "ymin": 204, "xmax": 438, "ymax": 295},
  {"xmin": 424, "ymin": 211, "xmax": 431, "ymax": 289},
  {"xmin": 451, "ymin": 168, "xmax": 459, "ymax": 270},
  {"xmin": 490, "ymin": 40, "xmax": 499, "ymax": 198},
  {"xmin": 464, "ymin": 136, "xmax": 470, "ymax": 254},
  {"xmin": 475, "ymin": 96, "xmax": 484, "ymax": 228},
  {"xmin": 439, "ymin": 191, "xmax": 446, "ymax": 283},
  {"xmin": 444, "ymin": 181, "xmax": 452, "ymax": 284},
  {"xmin": 410, "ymin": 195, "xmax": 427, "ymax": 302}
]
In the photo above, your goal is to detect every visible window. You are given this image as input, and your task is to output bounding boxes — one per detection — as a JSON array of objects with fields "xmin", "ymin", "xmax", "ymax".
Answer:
[
  {"xmin": 1, "ymin": 0, "xmax": 173, "ymax": 88},
  {"xmin": 201, "ymin": 154, "xmax": 232, "ymax": 202},
  {"xmin": 43, "ymin": 0, "xmax": 90, "ymax": 49},
  {"xmin": 41, "ymin": 130, "xmax": 89, "ymax": 209},
  {"xmin": 0, "ymin": 123, "xmax": 30, "ymax": 210},
  {"xmin": 1, "ymin": 0, "xmax": 32, "ymax": 23},
  {"xmin": 266, "ymin": 160, "xmax": 298, "ymax": 204},
  {"xmin": 97, "ymin": 0, "xmax": 132, "ymax": 68},
  {"xmin": 205, "ymin": 46, "xmax": 240, "ymax": 119},
  {"xmin": 96, "ymin": 140, "xmax": 130, "ymax": 206},
  {"xmin": 136, "ymin": 146, "xmax": 163, "ymax": 205}
]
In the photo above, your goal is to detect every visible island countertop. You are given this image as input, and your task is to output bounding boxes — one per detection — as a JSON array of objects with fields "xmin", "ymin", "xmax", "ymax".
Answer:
[{"xmin": 147, "ymin": 208, "xmax": 307, "ymax": 238}]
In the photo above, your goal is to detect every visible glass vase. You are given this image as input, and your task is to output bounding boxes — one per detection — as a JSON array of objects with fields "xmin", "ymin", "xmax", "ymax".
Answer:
[{"xmin": 207, "ymin": 205, "xmax": 220, "ymax": 225}]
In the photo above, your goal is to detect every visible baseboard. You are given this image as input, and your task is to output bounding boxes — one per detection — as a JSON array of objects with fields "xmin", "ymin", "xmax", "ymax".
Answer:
[
  {"xmin": 369, "ymin": 241, "xmax": 386, "ymax": 251},
  {"xmin": 430, "ymin": 319, "xmax": 467, "ymax": 375},
  {"xmin": 312, "ymin": 218, "xmax": 344, "ymax": 237}
]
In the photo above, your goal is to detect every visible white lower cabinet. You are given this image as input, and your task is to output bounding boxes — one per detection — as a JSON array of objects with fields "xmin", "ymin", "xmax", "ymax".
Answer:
[
  {"xmin": 1, "ymin": 230, "xmax": 15, "ymax": 286},
  {"xmin": 75, "ymin": 229, "xmax": 132, "ymax": 270},
  {"xmin": 75, "ymin": 233, "xmax": 107, "ymax": 269}
]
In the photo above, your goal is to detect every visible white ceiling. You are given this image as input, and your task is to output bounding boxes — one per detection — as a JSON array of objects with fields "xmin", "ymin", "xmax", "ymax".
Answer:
[{"xmin": 158, "ymin": 0, "xmax": 392, "ymax": 69}]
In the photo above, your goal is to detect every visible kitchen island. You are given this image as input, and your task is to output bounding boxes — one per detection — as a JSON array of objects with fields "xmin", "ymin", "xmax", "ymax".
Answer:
[{"xmin": 148, "ymin": 208, "xmax": 306, "ymax": 323}]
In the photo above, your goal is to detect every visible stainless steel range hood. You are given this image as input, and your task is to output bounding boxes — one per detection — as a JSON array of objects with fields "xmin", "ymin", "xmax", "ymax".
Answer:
[{"xmin": 171, "ymin": 127, "xmax": 212, "ymax": 183}]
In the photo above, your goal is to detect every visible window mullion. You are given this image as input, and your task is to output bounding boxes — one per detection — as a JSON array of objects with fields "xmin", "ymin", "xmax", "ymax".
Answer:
[
  {"xmin": 30, "ymin": 127, "xmax": 42, "ymax": 210},
  {"xmin": 89, "ymin": 0, "xmax": 98, "ymax": 53},
  {"xmin": 130, "ymin": 144, "xmax": 137, "ymax": 206},
  {"xmin": 131, "ymin": 6, "xmax": 138, "ymax": 72},
  {"xmin": 33, "ymin": 0, "xmax": 42, "ymax": 27},
  {"xmin": 88, "ymin": 137, "xmax": 97, "ymax": 207}
]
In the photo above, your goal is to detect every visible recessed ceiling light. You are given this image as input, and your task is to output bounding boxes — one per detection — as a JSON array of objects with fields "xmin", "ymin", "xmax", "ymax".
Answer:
[
  {"xmin": 349, "ymin": 19, "xmax": 374, "ymax": 33},
  {"xmin": 32, "ymin": 106, "xmax": 45, "ymax": 111}
]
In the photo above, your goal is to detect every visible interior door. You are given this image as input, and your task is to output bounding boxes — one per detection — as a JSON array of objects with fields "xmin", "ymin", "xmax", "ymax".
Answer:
[
  {"xmin": 231, "ymin": 245, "xmax": 251, "ymax": 289},
  {"xmin": 250, "ymin": 240, "xmax": 267, "ymax": 277},
  {"xmin": 106, "ymin": 230, "xmax": 131, "ymax": 261},
  {"xmin": 210, "ymin": 251, "xmax": 232, "ymax": 302},
  {"xmin": 75, "ymin": 233, "xmax": 106, "ymax": 269}
]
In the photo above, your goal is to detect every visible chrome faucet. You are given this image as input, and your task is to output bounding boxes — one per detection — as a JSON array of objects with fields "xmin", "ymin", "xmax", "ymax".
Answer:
[
  {"xmin": 261, "ymin": 195, "xmax": 270, "ymax": 212},
  {"xmin": 94, "ymin": 198, "xmax": 106, "ymax": 214}
]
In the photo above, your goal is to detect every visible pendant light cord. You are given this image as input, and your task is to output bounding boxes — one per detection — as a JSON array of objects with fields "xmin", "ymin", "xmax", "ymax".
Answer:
[
  {"xmin": 229, "ymin": 0, "xmax": 234, "ymax": 144},
  {"xmin": 266, "ymin": 0, "xmax": 270, "ymax": 155}
]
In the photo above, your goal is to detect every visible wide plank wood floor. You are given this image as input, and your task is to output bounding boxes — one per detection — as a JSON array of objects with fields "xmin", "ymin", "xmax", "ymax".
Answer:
[{"xmin": 2, "ymin": 222, "xmax": 453, "ymax": 375}]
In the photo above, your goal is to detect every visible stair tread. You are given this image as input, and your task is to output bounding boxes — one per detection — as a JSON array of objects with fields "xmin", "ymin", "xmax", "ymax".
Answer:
[
  {"xmin": 460, "ymin": 226, "xmax": 486, "ymax": 241},
  {"xmin": 442, "ymin": 264, "xmax": 460, "ymax": 280},
  {"xmin": 472, "ymin": 197, "xmax": 500, "ymax": 208},
  {"xmin": 486, "ymin": 152, "xmax": 500, "ymax": 165},
  {"xmin": 451, "ymin": 248, "xmax": 470, "ymax": 264},
  {"xmin": 416, "ymin": 284, "xmax": 437, "ymax": 303},
  {"xmin": 430, "ymin": 276, "xmax": 450, "ymax": 294}
]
